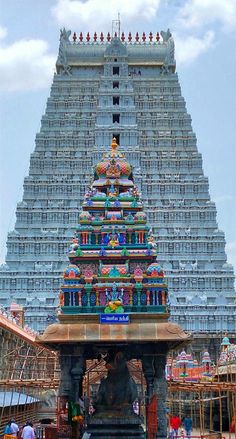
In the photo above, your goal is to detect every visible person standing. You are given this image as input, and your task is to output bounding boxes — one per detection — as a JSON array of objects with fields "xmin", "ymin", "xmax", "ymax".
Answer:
[
  {"xmin": 183, "ymin": 416, "xmax": 193, "ymax": 437},
  {"xmin": 10, "ymin": 420, "xmax": 19, "ymax": 438},
  {"xmin": 21, "ymin": 422, "xmax": 35, "ymax": 439},
  {"xmin": 4, "ymin": 421, "xmax": 12, "ymax": 439},
  {"xmin": 170, "ymin": 414, "xmax": 182, "ymax": 438}
]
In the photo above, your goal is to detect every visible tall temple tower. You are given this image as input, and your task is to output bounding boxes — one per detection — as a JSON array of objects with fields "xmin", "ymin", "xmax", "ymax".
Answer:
[{"xmin": 0, "ymin": 28, "xmax": 235, "ymax": 336}]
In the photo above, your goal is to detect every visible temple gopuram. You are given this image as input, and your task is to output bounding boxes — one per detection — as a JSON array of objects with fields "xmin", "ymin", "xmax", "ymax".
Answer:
[
  {"xmin": 39, "ymin": 138, "xmax": 190, "ymax": 438},
  {"xmin": 61, "ymin": 137, "xmax": 168, "ymax": 315}
]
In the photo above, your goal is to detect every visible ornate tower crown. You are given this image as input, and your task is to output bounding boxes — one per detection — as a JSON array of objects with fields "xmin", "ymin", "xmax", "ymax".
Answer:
[{"xmin": 95, "ymin": 138, "xmax": 131, "ymax": 180}]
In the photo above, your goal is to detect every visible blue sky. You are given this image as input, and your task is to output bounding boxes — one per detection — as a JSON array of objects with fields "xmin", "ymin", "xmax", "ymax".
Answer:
[{"xmin": 0, "ymin": 0, "xmax": 235, "ymax": 272}]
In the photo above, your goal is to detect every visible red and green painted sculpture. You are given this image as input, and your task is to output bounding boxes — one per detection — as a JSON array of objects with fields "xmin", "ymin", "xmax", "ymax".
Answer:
[{"xmin": 59, "ymin": 138, "xmax": 169, "ymax": 315}]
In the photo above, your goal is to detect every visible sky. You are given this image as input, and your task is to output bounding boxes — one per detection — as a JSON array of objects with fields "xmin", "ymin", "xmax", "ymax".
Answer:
[{"xmin": 0, "ymin": 0, "xmax": 235, "ymax": 272}]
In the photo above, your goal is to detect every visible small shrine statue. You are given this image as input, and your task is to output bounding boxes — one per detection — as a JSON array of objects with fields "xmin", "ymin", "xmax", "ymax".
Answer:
[
  {"xmin": 92, "ymin": 212, "xmax": 100, "ymax": 222},
  {"xmin": 108, "ymin": 184, "xmax": 118, "ymax": 198},
  {"xmin": 132, "ymin": 186, "xmax": 139, "ymax": 199},
  {"xmin": 126, "ymin": 212, "xmax": 134, "ymax": 222},
  {"xmin": 70, "ymin": 237, "xmax": 79, "ymax": 252},
  {"xmin": 147, "ymin": 234, "xmax": 157, "ymax": 248},
  {"xmin": 104, "ymin": 284, "xmax": 124, "ymax": 313},
  {"xmin": 106, "ymin": 159, "xmax": 121, "ymax": 178},
  {"xmin": 84, "ymin": 186, "xmax": 95, "ymax": 201},
  {"xmin": 108, "ymin": 232, "xmax": 119, "ymax": 248}
]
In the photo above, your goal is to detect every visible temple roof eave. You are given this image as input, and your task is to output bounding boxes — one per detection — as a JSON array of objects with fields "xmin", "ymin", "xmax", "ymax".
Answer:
[
  {"xmin": 37, "ymin": 319, "xmax": 191, "ymax": 345},
  {"xmin": 56, "ymin": 33, "xmax": 176, "ymax": 68}
]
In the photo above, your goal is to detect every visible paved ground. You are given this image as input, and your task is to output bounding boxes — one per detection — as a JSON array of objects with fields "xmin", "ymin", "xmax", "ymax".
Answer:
[{"xmin": 180, "ymin": 428, "xmax": 234, "ymax": 439}]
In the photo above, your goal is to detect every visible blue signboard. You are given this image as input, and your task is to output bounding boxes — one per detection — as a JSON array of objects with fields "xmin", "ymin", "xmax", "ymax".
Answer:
[{"xmin": 100, "ymin": 314, "xmax": 130, "ymax": 324}]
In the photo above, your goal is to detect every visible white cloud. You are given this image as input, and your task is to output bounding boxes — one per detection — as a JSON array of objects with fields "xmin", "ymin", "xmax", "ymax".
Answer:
[
  {"xmin": 174, "ymin": 30, "xmax": 214, "ymax": 65},
  {"xmin": 178, "ymin": 0, "xmax": 236, "ymax": 32},
  {"xmin": 226, "ymin": 240, "xmax": 236, "ymax": 272},
  {"xmin": 52, "ymin": 0, "xmax": 161, "ymax": 29},
  {"xmin": 0, "ymin": 31, "xmax": 56, "ymax": 92}
]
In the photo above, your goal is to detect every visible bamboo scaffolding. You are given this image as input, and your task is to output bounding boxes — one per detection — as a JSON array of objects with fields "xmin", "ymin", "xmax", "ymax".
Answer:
[{"xmin": 0, "ymin": 324, "xmax": 59, "ymax": 434}]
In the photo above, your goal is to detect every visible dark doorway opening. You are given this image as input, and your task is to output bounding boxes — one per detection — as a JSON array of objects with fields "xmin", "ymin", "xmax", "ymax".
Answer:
[
  {"xmin": 113, "ymin": 81, "xmax": 119, "ymax": 89},
  {"xmin": 113, "ymin": 114, "xmax": 120, "ymax": 124},
  {"xmin": 113, "ymin": 66, "xmax": 119, "ymax": 75},
  {"xmin": 113, "ymin": 96, "xmax": 120, "ymax": 105}
]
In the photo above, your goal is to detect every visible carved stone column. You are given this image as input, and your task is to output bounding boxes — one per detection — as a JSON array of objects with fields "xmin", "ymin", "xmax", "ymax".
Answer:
[
  {"xmin": 141, "ymin": 355, "xmax": 155, "ymax": 402},
  {"xmin": 58, "ymin": 347, "xmax": 72, "ymax": 397},
  {"xmin": 71, "ymin": 347, "xmax": 86, "ymax": 403},
  {"xmin": 154, "ymin": 354, "xmax": 167, "ymax": 439}
]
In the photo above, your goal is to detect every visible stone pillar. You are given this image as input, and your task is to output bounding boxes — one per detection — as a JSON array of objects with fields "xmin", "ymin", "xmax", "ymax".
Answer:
[
  {"xmin": 71, "ymin": 348, "xmax": 86, "ymax": 403},
  {"xmin": 141, "ymin": 356, "xmax": 154, "ymax": 402},
  {"xmin": 142, "ymin": 355, "xmax": 155, "ymax": 439},
  {"xmin": 58, "ymin": 348, "xmax": 72, "ymax": 397},
  {"xmin": 154, "ymin": 354, "xmax": 167, "ymax": 439}
]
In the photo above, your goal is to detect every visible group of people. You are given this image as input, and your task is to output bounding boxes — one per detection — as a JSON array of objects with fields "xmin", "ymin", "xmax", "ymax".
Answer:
[
  {"xmin": 169, "ymin": 415, "xmax": 193, "ymax": 438},
  {"xmin": 4, "ymin": 420, "xmax": 35, "ymax": 439}
]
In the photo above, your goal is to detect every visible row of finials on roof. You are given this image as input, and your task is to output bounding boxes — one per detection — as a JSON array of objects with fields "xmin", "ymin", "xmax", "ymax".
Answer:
[{"xmin": 71, "ymin": 31, "xmax": 162, "ymax": 43}]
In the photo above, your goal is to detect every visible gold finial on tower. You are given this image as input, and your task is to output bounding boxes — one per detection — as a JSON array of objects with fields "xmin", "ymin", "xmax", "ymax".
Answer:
[{"xmin": 111, "ymin": 137, "xmax": 118, "ymax": 156}]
